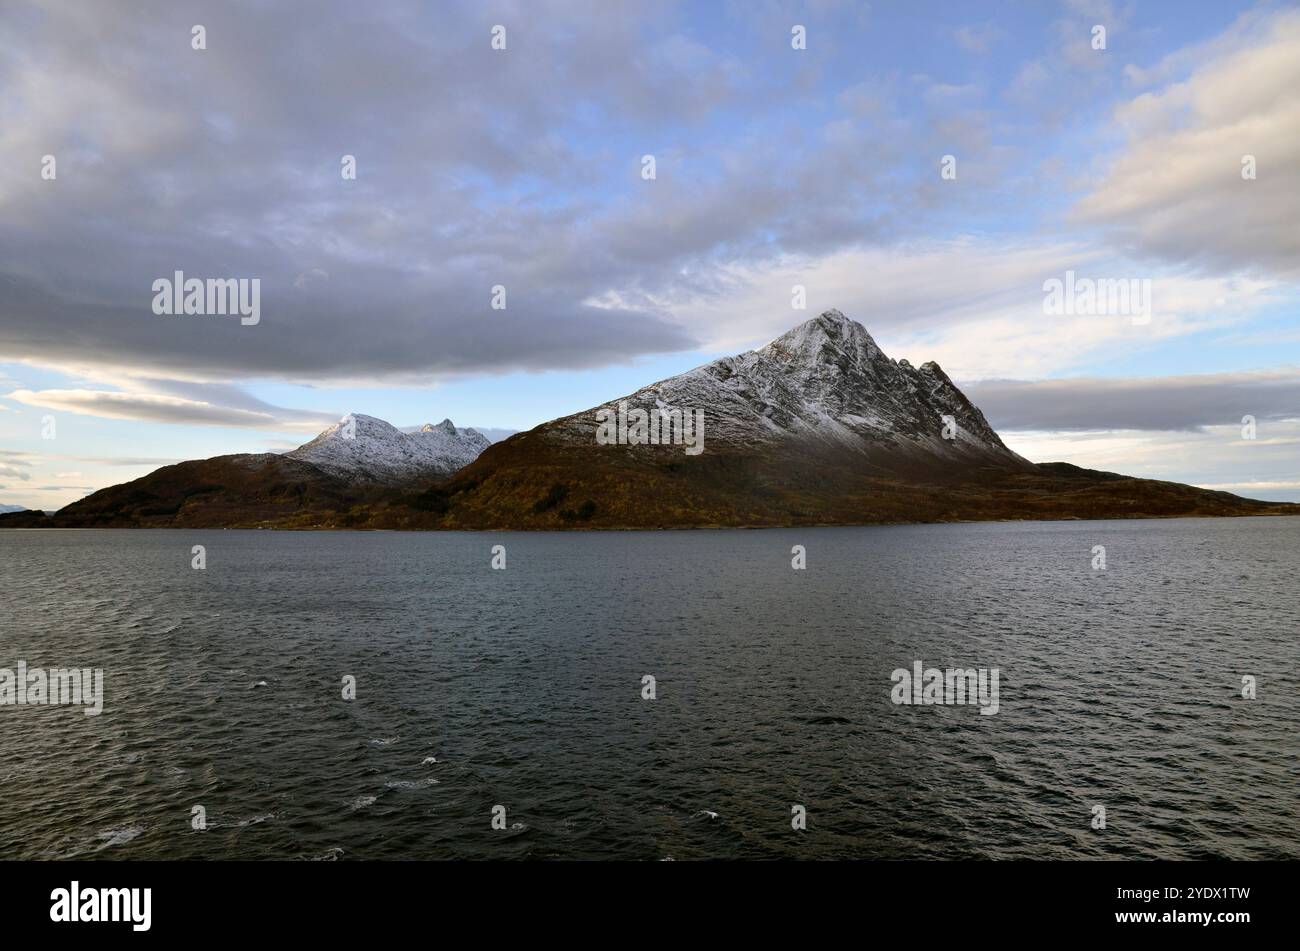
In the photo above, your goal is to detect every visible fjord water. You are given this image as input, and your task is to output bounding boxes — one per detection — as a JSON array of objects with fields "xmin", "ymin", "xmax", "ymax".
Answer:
[{"xmin": 1, "ymin": 519, "xmax": 1296, "ymax": 861}]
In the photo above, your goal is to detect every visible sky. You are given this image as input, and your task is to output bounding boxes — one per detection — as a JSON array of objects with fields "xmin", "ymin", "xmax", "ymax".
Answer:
[{"xmin": 1, "ymin": 0, "xmax": 1298, "ymax": 510}]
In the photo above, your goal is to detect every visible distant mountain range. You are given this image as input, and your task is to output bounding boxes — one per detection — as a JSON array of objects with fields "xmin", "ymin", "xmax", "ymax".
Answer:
[
  {"xmin": 0, "ymin": 504, "xmax": 27, "ymax": 515},
  {"xmin": 4, "ymin": 310, "xmax": 1295, "ymax": 529},
  {"xmin": 0, "ymin": 414, "xmax": 488, "ymax": 529},
  {"xmin": 287, "ymin": 414, "xmax": 489, "ymax": 485}
]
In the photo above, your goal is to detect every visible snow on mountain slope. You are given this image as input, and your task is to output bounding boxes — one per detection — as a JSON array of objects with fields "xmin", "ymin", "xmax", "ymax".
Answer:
[
  {"xmin": 543, "ymin": 309, "xmax": 1029, "ymax": 468},
  {"xmin": 399, "ymin": 424, "xmax": 516, "ymax": 443},
  {"xmin": 288, "ymin": 413, "xmax": 490, "ymax": 485}
]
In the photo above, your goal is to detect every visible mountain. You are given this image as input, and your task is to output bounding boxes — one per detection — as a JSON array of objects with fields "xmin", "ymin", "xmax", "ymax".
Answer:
[
  {"xmin": 416, "ymin": 311, "xmax": 1296, "ymax": 528},
  {"xmin": 3, "ymin": 311, "xmax": 1295, "ymax": 530},
  {"xmin": 6, "ymin": 452, "xmax": 363, "ymax": 528},
  {"xmin": 0, "ymin": 414, "xmax": 489, "ymax": 528},
  {"xmin": 400, "ymin": 424, "xmax": 516, "ymax": 444},
  {"xmin": 541, "ymin": 309, "xmax": 1028, "ymax": 470},
  {"xmin": 288, "ymin": 414, "xmax": 490, "ymax": 485},
  {"xmin": 0, "ymin": 504, "xmax": 27, "ymax": 514}
]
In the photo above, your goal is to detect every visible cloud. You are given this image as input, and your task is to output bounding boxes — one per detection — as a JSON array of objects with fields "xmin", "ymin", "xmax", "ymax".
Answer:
[
  {"xmin": 293, "ymin": 268, "xmax": 329, "ymax": 290},
  {"xmin": 908, "ymin": 272, "xmax": 1277, "ymax": 379},
  {"xmin": 1196, "ymin": 480, "xmax": 1300, "ymax": 492},
  {"xmin": 0, "ymin": 0, "xmax": 728, "ymax": 384},
  {"xmin": 6, "ymin": 388, "xmax": 286, "ymax": 427},
  {"xmin": 638, "ymin": 240, "xmax": 1093, "ymax": 354},
  {"xmin": 1075, "ymin": 9, "xmax": 1300, "ymax": 277},
  {"xmin": 0, "ymin": 449, "xmax": 178, "ymax": 467},
  {"xmin": 72, "ymin": 456, "xmax": 184, "ymax": 467},
  {"xmin": 1002, "ymin": 421, "xmax": 1300, "ymax": 503},
  {"xmin": 100, "ymin": 377, "xmax": 341, "ymax": 431},
  {"xmin": 4, "ymin": 372, "xmax": 348, "ymax": 431},
  {"xmin": 0, "ymin": 0, "xmax": 1021, "ymax": 387},
  {"xmin": 1004, "ymin": 0, "xmax": 1130, "ymax": 120},
  {"xmin": 965, "ymin": 369, "xmax": 1300, "ymax": 432},
  {"xmin": 953, "ymin": 24, "xmax": 1004, "ymax": 55},
  {"xmin": 643, "ymin": 239, "xmax": 1278, "ymax": 379}
]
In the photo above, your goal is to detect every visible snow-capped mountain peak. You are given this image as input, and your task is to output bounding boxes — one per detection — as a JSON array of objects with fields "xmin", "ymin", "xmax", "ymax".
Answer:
[
  {"xmin": 763, "ymin": 307, "xmax": 882, "ymax": 364},
  {"xmin": 287, "ymin": 413, "xmax": 490, "ymax": 485},
  {"xmin": 541, "ymin": 308, "xmax": 1029, "ymax": 469},
  {"xmin": 422, "ymin": 419, "xmax": 460, "ymax": 436}
]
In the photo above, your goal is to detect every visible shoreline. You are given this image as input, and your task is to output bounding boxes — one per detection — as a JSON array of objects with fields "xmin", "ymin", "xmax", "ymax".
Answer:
[{"xmin": 5, "ymin": 510, "xmax": 1298, "ymax": 533}]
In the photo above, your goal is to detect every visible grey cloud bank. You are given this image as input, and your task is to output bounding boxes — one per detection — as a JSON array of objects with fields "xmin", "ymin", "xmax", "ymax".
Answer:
[
  {"xmin": 0, "ymin": 0, "xmax": 719, "ymax": 382},
  {"xmin": 966, "ymin": 371, "xmax": 1300, "ymax": 432},
  {"xmin": 0, "ymin": 0, "xmax": 1020, "ymax": 385}
]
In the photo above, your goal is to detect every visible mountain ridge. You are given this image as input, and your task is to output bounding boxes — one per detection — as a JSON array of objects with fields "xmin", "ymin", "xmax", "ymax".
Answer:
[
  {"xmin": 287, "ymin": 413, "xmax": 489, "ymax": 485},
  {"xmin": 541, "ymin": 309, "xmax": 1028, "ymax": 471},
  {"xmin": 3, "ymin": 310, "xmax": 1296, "ymax": 529}
]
